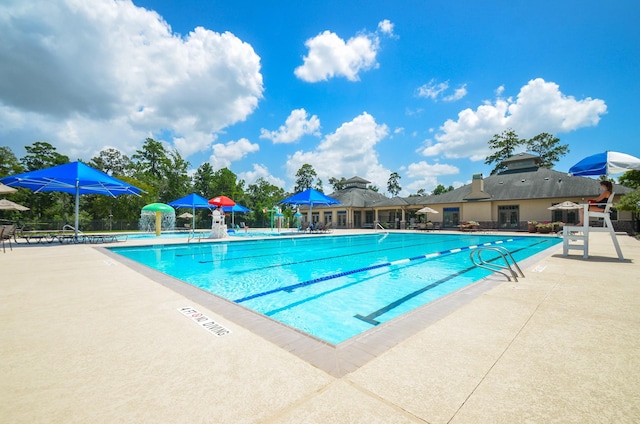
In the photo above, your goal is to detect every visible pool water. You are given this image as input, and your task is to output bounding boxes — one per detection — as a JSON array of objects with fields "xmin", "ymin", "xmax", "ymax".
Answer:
[{"xmin": 110, "ymin": 233, "xmax": 560, "ymax": 344}]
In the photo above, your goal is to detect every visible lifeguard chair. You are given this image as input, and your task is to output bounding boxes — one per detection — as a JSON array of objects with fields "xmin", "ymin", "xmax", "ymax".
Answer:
[{"xmin": 563, "ymin": 193, "xmax": 623, "ymax": 260}]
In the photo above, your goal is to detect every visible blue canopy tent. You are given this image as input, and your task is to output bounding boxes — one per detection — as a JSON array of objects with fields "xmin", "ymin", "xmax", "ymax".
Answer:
[
  {"xmin": 280, "ymin": 188, "xmax": 340, "ymax": 228},
  {"xmin": 569, "ymin": 151, "xmax": 640, "ymax": 176},
  {"xmin": 0, "ymin": 161, "xmax": 144, "ymax": 237},
  {"xmin": 221, "ymin": 203, "xmax": 251, "ymax": 227},
  {"xmin": 168, "ymin": 193, "xmax": 211, "ymax": 230}
]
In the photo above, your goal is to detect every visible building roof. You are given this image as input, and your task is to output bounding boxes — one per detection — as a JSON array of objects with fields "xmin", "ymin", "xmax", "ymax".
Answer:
[
  {"xmin": 309, "ymin": 186, "xmax": 389, "ymax": 209},
  {"xmin": 501, "ymin": 152, "xmax": 541, "ymax": 163},
  {"xmin": 343, "ymin": 176, "xmax": 371, "ymax": 185},
  {"xmin": 416, "ymin": 167, "xmax": 632, "ymax": 205}
]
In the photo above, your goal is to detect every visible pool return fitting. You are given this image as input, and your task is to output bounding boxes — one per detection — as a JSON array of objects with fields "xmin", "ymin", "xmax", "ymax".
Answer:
[{"xmin": 469, "ymin": 245, "xmax": 524, "ymax": 282}]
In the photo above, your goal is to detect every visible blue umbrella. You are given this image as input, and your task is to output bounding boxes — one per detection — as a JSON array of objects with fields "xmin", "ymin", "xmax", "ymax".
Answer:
[
  {"xmin": 222, "ymin": 203, "xmax": 251, "ymax": 226},
  {"xmin": 168, "ymin": 193, "xmax": 211, "ymax": 229},
  {"xmin": 569, "ymin": 151, "xmax": 640, "ymax": 176},
  {"xmin": 280, "ymin": 188, "xmax": 340, "ymax": 225},
  {"xmin": 1, "ymin": 161, "xmax": 143, "ymax": 237}
]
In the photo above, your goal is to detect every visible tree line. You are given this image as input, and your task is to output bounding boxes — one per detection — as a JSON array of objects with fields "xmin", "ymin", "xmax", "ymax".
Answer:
[{"xmin": 4, "ymin": 129, "xmax": 636, "ymax": 230}]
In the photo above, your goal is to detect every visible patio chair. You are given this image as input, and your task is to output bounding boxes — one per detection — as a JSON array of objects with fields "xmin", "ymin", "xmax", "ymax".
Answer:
[{"xmin": 1, "ymin": 224, "xmax": 16, "ymax": 252}]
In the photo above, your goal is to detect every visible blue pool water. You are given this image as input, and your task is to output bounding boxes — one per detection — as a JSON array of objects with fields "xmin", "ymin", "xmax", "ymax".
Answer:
[{"xmin": 110, "ymin": 233, "xmax": 560, "ymax": 344}]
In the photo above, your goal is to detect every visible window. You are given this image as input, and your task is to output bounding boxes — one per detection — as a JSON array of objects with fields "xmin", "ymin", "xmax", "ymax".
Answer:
[
  {"xmin": 365, "ymin": 210, "xmax": 374, "ymax": 224},
  {"xmin": 337, "ymin": 211, "xmax": 347, "ymax": 228},
  {"xmin": 443, "ymin": 207, "xmax": 459, "ymax": 228},
  {"xmin": 498, "ymin": 205, "xmax": 519, "ymax": 229}
]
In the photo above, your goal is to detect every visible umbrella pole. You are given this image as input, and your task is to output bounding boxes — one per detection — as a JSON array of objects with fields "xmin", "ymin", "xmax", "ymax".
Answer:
[
  {"xmin": 192, "ymin": 206, "xmax": 195, "ymax": 231},
  {"xmin": 74, "ymin": 183, "xmax": 80, "ymax": 238}
]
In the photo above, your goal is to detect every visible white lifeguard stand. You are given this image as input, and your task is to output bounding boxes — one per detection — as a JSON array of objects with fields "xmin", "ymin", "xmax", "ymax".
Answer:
[
  {"xmin": 563, "ymin": 194, "xmax": 623, "ymax": 260},
  {"xmin": 209, "ymin": 209, "xmax": 228, "ymax": 239}
]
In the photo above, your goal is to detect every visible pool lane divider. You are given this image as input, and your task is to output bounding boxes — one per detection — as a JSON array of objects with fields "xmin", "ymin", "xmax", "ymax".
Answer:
[
  {"xmin": 234, "ymin": 237, "xmax": 524, "ymax": 304},
  {"xmin": 354, "ymin": 239, "xmax": 550, "ymax": 326}
]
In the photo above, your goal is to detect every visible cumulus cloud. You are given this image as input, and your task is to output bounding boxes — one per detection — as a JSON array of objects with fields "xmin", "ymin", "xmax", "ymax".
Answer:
[
  {"xmin": 260, "ymin": 108, "xmax": 321, "ymax": 143},
  {"xmin": 420, "ymin": 78, "xmax": 607, "ymax": 161},
  {"xmin": 209, "ymin": 138, "xmax": 259, "ymax": 170},
  {"xmin": 404, "ymin": 161, "xmax": 460, "ymax": 193},
  {"xmin": 294, "ymin": 20, "xmax": 394, "ymax": 82},
  {"xmin": 417, "ymin": 79, "xmax": 467, "ymax": 102},
  {"xmin": 238, "ymin": 164, "xmax": 285, "ymax": 187},
  {"xmin": 286, "ymin": 112, "xmax": 390, "ymax": 189},
  {"xmin": 377, "ymin": 19, "xmax": 395, "ymax": 35},
  {"xmin": 0, "ymin": 0, "xmax": 263, "ymax": 159}
]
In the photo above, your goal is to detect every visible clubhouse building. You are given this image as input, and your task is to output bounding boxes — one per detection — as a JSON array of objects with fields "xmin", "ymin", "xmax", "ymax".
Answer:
[{"xmin": 307, "ymin": 153, "xmax": 634, "ymax": 232}]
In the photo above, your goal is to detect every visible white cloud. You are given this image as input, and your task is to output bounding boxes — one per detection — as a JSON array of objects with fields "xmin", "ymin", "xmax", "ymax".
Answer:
[
  {"xmin": 378, "ymin": 19, "xmax": 394, "ymax": 35},
  {"xmin": 417, "ymin": 79, "xmax": 467, "ymax": 102},
  {"xmin": 404, "ymin": 161, "xmax": 460, "ymax": 193},
  {"xmin": 238, "ymin": 164, "xmax": 285, "ymax": 188},
  {"xmin": 0, "ymin": 0, "xmax": 263, "ymax": 159},
  {"xmin": 420, "ymin": 78, "xmax": 607, "ymax": 161},
  {"xmin": 443, "ymin": 84, "xmax": 468, "ymax": 102},
  {"xmin": 286, "ymin": 112, "xmax": 390, "ymax": 190},
  {"xmin": 417, "ymin": 80, "xmax": 449, "ymax": 100},
  {"xmin": 294, "ymin": 30, "xmax": 379, "ymax": 82},
  {"xmin": 260, "ymin": 108, "xmax": 321, "ymax": 143},
  {"xmin": 495, "ymin": 85, "xmax": 505, "ymax": 96},
  {"xmin": 209, "ymin": 138, "xmax": 259, "ymax": 170}
]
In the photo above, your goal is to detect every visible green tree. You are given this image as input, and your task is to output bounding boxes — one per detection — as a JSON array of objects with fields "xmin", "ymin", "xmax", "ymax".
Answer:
[
  {"xmin": 212, "ymin": 168, "xmax": 242, "ymax": 197},
  {"xmin": 159, "ymin": 149, "xmax": 191, "ymax": 202},
  {"xmin": 328, "ymin": 176, "xmax": 347, "ymax": 191},
  {"xmin": 21, "ymin": 141, "xmax": 69, "ymax": 171},
  {"xmin": 369, "ymin": 185, "xmax": 379, "ymax": 192},
  {"xmin": 432, "ymin": 184, "xmax": 455, "ymax": 195},
  {"xmin": 20, "ymin": 142, "xmax": 70, "ymax": 224},
  {"xmin": 246, "ymin": 177, "xmax": 286, "ymax": 226},
  {"xmin": 90, "ymin": 148, "xmax": 132, "ymax": 176},
  {"xmin": 525, "ymin": 133, "xmax": 569, "ymax": 168},
  {"xmin": 0, "ymin": 146, "xmax": 24, "ymax": 177},
  {"xmin": 294, "ymin": 164, "xmax": 317, "ymax": 193},
  {"xmin": 315, "ymin": 178, "xmax": 324, "ymax": 193},
  {"xmin": 132, "ymin": 138, "xmax": 168, "ymax": 181},
  {"xmin": 387, "ymin": 172, "xmax": 401, "ymax": 196},
  {"xmin": 193, "ymin": 162, "xmax": 216, "ymax": 197},
  {"xmin": 619, "ymin": 170, "xmax": 640, "ymax": 189},
  {"xmin": 485, "ymin": 129, "xmax": 524, "ymax": 174}
]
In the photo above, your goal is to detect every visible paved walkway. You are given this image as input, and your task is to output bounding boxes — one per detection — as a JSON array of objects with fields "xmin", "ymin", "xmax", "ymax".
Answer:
[{"xmin": 1, "ymin": 231, "xmax": 638, "ymax": 423}]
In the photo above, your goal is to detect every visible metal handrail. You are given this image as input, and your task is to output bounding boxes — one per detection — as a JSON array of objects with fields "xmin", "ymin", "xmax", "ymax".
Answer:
[{"xmin": 470, "ymin": 246, "xmax": 524, "ymax": 282}]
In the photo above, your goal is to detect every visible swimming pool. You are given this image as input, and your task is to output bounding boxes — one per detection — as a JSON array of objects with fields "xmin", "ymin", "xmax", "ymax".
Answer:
[{"xmin": 110, "ymin": 233, "xmax": 560, "ymax": 344}]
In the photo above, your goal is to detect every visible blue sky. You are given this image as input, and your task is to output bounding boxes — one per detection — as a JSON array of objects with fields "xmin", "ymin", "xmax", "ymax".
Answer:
[{"xmin": 1, "ymin": 0, "xmax": 638, "ymax": 195}]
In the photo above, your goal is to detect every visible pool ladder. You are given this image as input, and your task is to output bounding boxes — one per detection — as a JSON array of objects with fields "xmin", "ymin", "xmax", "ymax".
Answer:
[{"xmin": 470, "ymin": 246, "xmax": 524, "ymax": 282}]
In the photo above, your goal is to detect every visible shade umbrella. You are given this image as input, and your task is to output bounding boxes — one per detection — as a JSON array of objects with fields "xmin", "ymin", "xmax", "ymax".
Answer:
[
  {"xmin": 280, "ymin": 188, "xmax": 341, "ymax": 226},
  {"xmin": 548, "ymin": 201, "xmax": 581, "ymax": 210},
  {"xmin": 416, "ymin": 205, "xmax": 439, "ymax": 224},
  {"xmin": 416, "ymin": 206, "xmax": 438, "ymax": 214},
  {"xmin": 0, "ymin": 183, "xmax": 17, "ymax": 194},
  {"xmin": 221, "ymin": 203, "xmax": 251, "ymax": 227},
  {"xmin": 0, "ymin": 161, "xmax": 143, "ymax": 237},
  {"xmin": 178, "ymin": 212, "xmax": 194, "ymax": 219},
  {"xmin": 208, "ymin": 195, "xmax": 235, "ymax": 207},
  {"xmin": 168, "ymin": 193, "xmax": 211, "ymax": 230},
  {"xmin": 569, "ymin": 151, "xmax": 640, "ymax": 176},
  {"xmin": 0, "ymin": 199, "xmax": 29, "ymax": 211}
]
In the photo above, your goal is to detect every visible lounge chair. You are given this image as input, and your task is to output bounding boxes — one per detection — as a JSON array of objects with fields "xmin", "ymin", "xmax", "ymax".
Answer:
[{"xmin": 1, "ymin": 224, "xmax": 16, "ymax": 252}]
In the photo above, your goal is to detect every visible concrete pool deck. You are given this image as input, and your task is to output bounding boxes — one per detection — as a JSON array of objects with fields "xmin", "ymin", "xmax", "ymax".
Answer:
[{"xmin": 1, "ymin": 230, "xmax": 639, "ymax": 423}]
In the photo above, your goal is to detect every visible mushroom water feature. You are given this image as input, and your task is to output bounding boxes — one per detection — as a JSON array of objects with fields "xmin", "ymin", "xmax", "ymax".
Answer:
[{"xmin": 141, "ymin": 203, "xmax": 175, "ymax": 236}]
